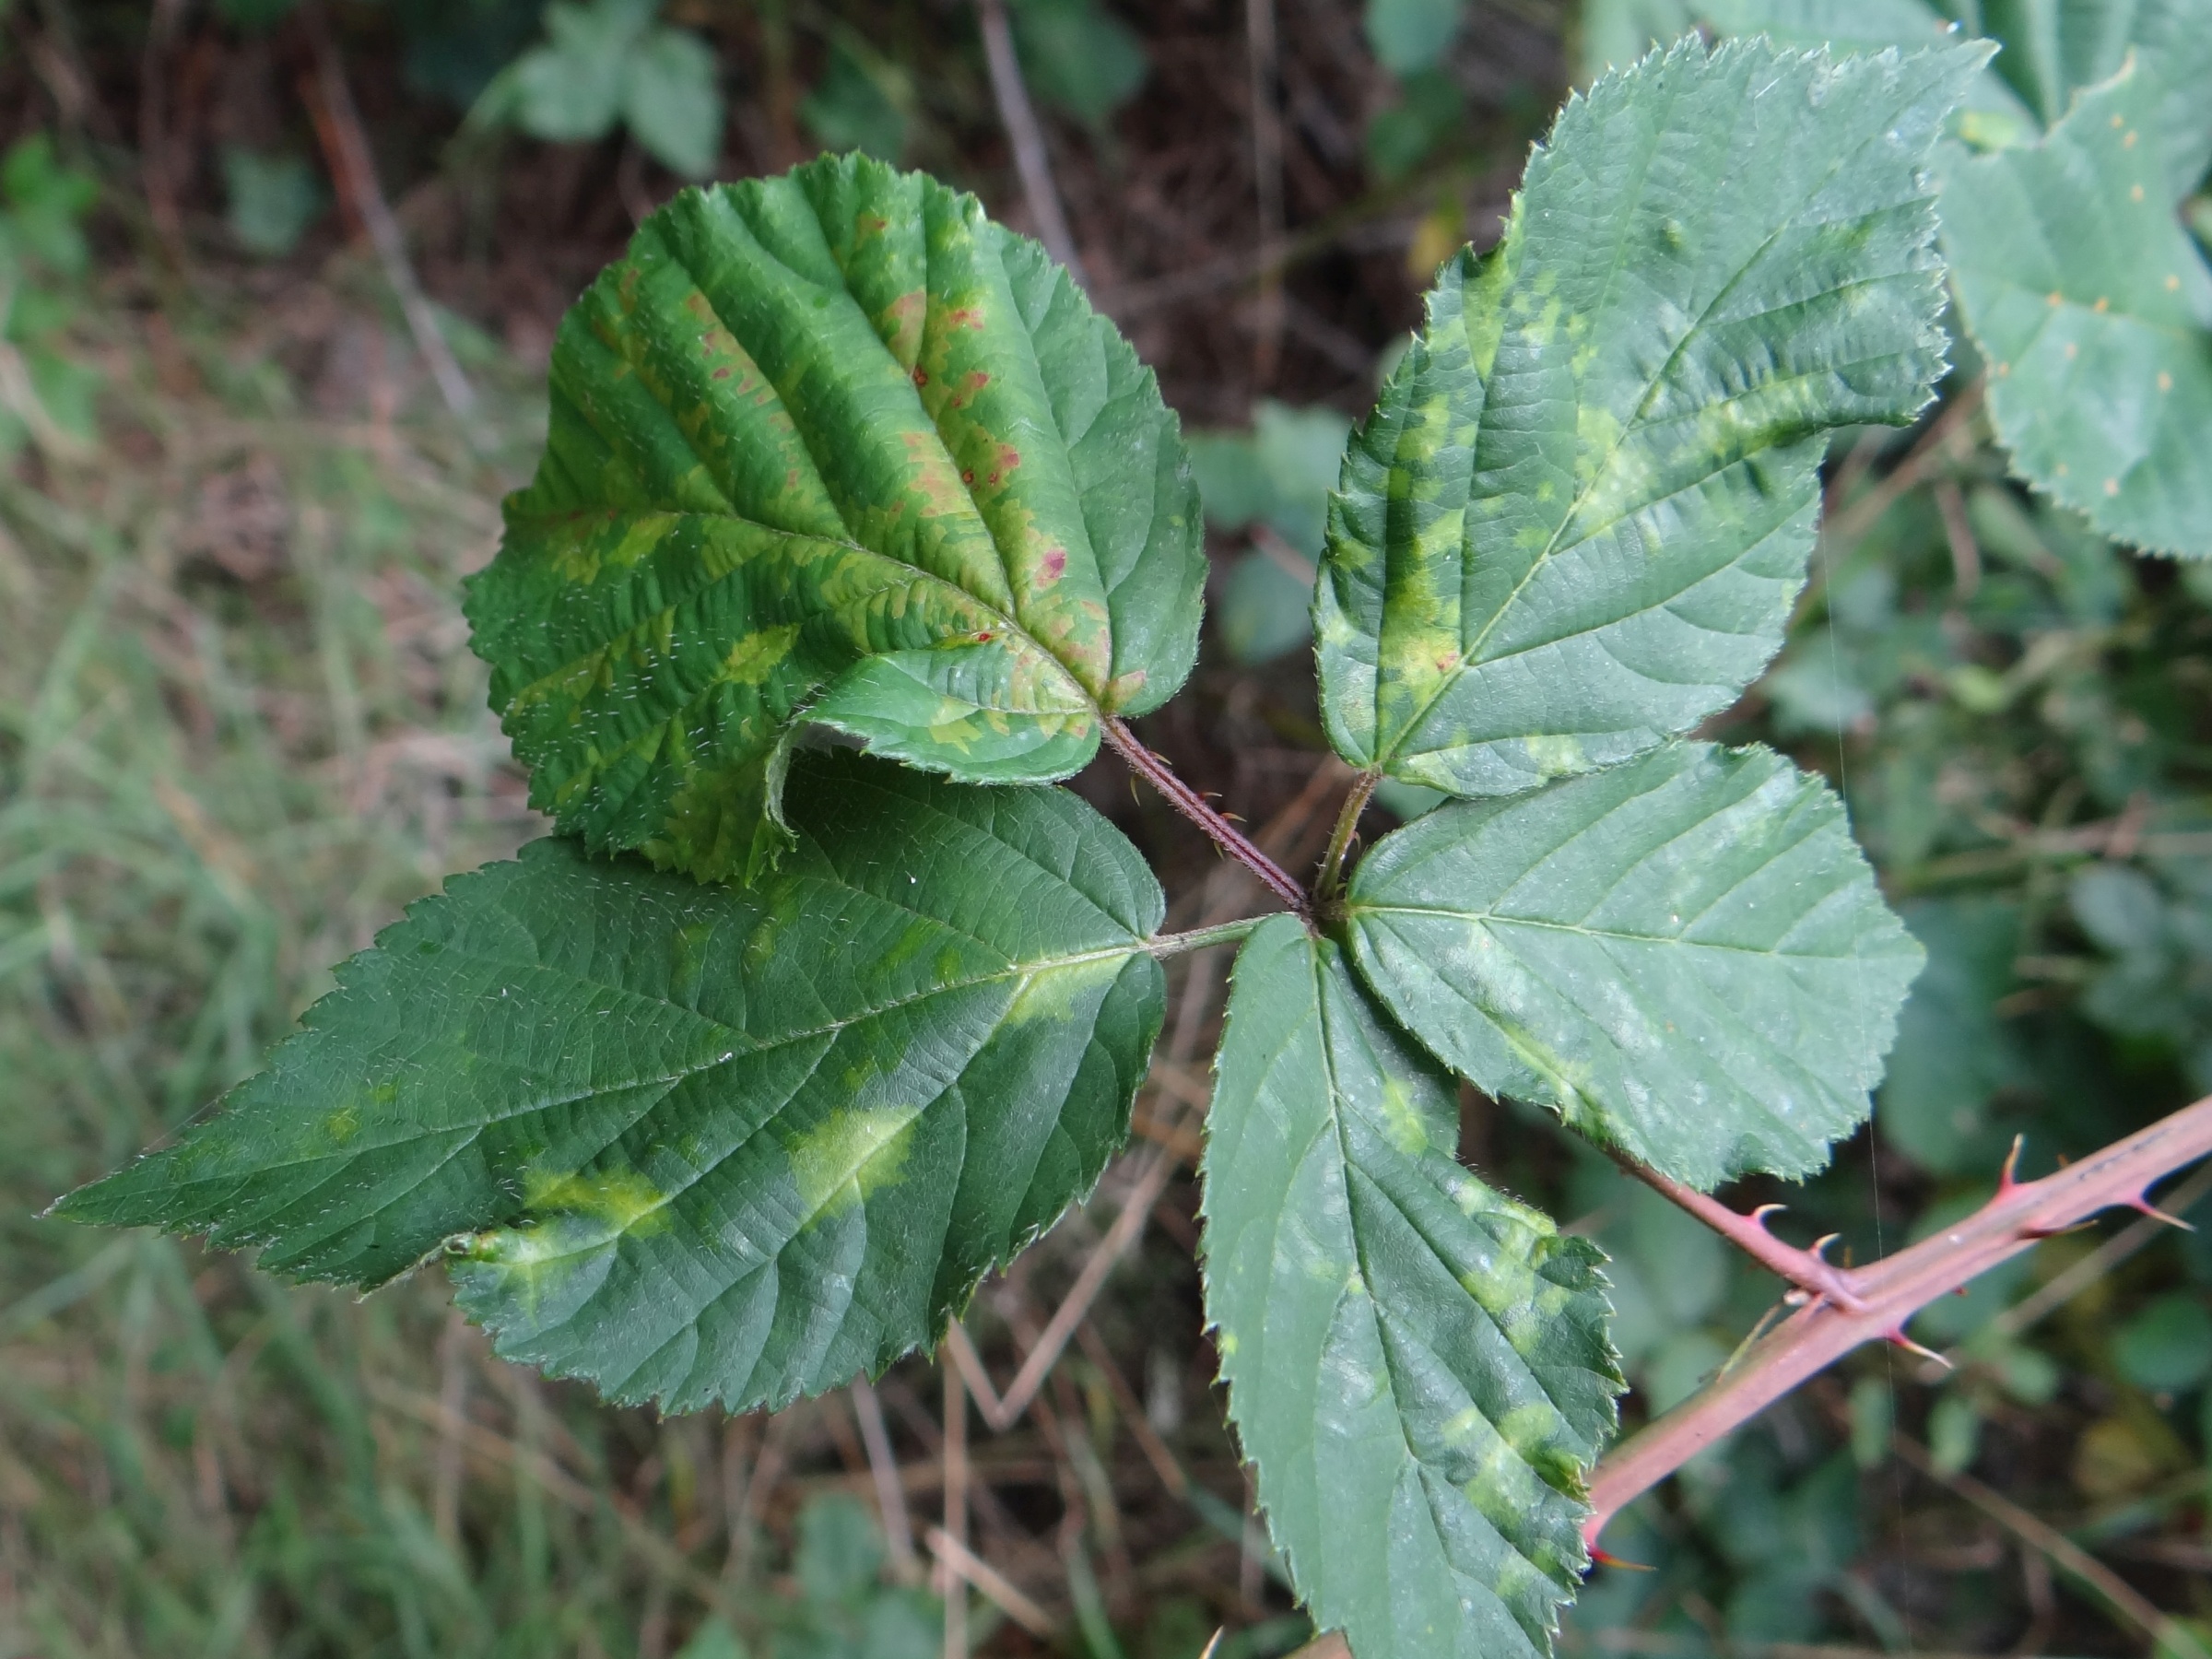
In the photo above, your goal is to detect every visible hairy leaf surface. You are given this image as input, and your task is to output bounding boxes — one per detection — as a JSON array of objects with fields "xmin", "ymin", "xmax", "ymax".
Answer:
[
  {"xmin": 1974, "ymin": 0, "xmax": 2212, "ymax": 191},
  {"xmin": 467, "ymin": 152, "xmax": 1205, "ymax": 881},
  {"xmin": 1201, "ymin": 916, "xmax": 1622, "ymax": 1659},
  {"xmin": 57, "ymin": 754, "xmax": 1165, "ymax": 1412},
  {"xmin": 1314, "ymin": 38, "xmax": 1979, "ymax": 796},
  {"xmin": 1341, "ymin": 743, "xmax": 1923, "ymax": 1188},
  {"xmin": 1696, "ymin": 0, "xmax": 2038, "ymax": 142},
  {"xmin": 1699, "ymin": 0, "xmax": 2212, "ymax": 177},
  {"xmin": 1941, "ymin": 65, "xmax": 2212, "ymax": 558}
]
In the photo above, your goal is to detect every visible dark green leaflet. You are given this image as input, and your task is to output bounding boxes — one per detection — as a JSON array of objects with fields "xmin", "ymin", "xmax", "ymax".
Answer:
[
  {"xmin": 467, "ymin": 153, "xmax": 1206, "ymax": 881},
  {"xmin": 1315, "ymin": 38, "xmax": 1979, "ymax": 797},
  {"xmin": 56, "ymin": 754, "xmax": 1166, "ymax": 1413},
  {"xmin": 1202, "ymin": 917, "xmax": 1622, "ymax": 1659},
  {"xmin": 1341, "ymin": 743, "xmax": 1924, "ymax": 1189}
]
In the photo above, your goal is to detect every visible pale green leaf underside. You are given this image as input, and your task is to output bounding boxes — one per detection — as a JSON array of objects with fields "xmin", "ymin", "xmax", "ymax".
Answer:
[
  {"xmin": 1343, "ymin": 743, "xmax": 1924, "ymax": 1189},
  {"xmin": 1201, "ymin": 916, "xmax": 1622, "ymax": 1659},
  {"xmin": 1315, "ymin": 37, "xmax": 1979, "ymax": 797},
  {"xmin": 1971, "ymin": 0, "xmax": 2212, "ymax": 192},
  {"xmin": 56, "ymin": 754, "xmax": 1165, "ymax": 1414},
  {"xmin": 1694, "ymin": 0, "xmax": 2212, "ymax": 193},
  {"xmin": 1696, "ymin": 0, "xmax": 2038, "ymax": 142},
  {"xmin": 467, "ymin": 152, "xmax": 1205, "ymax": 882},
  {"xmin": 1940, "ymin": 65, "xmax": 2212, "ymax": 558}
]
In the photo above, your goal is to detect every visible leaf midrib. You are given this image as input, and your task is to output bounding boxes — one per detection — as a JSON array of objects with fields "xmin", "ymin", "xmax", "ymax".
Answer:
[
  {"xmin": 198, "ymin": 930, "xmax": 1148, "ymax": 1182},
  {"xmin": 1296, "ymin": 946, "xmax": 1589, "ymax": 1627},
  {"xmin": 1344, "ymin": 902, "xmax": 1880, "ymax": 960},
  {"xmin": 501, "ymin": 506, "xmax": 1092, "ymax": 720},
  {"xmin": 664, "ymin": 212, "xmax": 1107, "ymax": 703}
]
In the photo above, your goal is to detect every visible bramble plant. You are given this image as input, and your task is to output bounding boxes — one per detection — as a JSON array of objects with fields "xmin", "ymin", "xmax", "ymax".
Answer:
[{"xmin": 55, "ymin": 36, "xmax": 2212, "ymax": 1658}]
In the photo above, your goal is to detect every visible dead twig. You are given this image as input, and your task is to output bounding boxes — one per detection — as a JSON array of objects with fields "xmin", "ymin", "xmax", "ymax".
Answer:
[
  {"xmin": 137, "ymin": 0, "xmax": 186, "ymax": 253},
  {"xmin": 927, "ymin": 1526, "xmax": 1058, "ymax": 1640},
  {"xmin": 431, "ymin": 1308, "xmax": 470, "ymax": 1548},
  {"xmin": 947, "ymin": 1140, "xmax": 1182, "ymax": 1434},
  {"xmin": 975, "ymin": 0, "xmax": 1087, "ymax": 287},
  {"xmin": 1244, "ymin": 0, "xmax": 1286, "ymax": 383},
  {"xmin": 1074, "ymin": 1318, "xmax": 1188, "ymax": 1500},
  {"xmin": 942, "ymin": 1353, "xmax": 969, "ymax": 1659},
  {"xmin": 297, "ymin": 6, "xmax": 477, "ymax": 418},
  {"xmin": 1818, "ymin": 380, "xmax": 1985, "ymax": 552},
  {"xmin": 1933, "ymin": 477, "xmax": 1981, "ymax": 600},
  {"xmin": 1892, "ymin": 1433, "xmax": 2208, "ymax": 1659},
  {"xmin": 367, "ymin": 1376, "xmax": 731, "ymax": 1615},
  {"xmin": 851, "ymin": 1376, "xmax": 918, "ymax": 1582}
]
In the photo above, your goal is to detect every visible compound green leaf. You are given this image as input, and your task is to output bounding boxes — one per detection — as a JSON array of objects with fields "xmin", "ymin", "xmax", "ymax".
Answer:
[
  {"xmin": 1941, "ymin": 64, "xmax": 2212, "ymax": 557},
  {"xmin": 1315, "ymin": 38, "xmax": 1980, "ymax": 796},
  {"xmin": 56, "ymin": 753, "xmax": 1166, "ymax": 1413},
  {"xmin": 1201, "ymin": 916, "xmax": 1621, "ymax": 1659},
  {"xmin": 1341, "ymin": 743, "xmax": 1923, "ymax": 1188},
  {"xmin": 467, "ymin": 152, "xmax": 1205, "ymax": 881}
]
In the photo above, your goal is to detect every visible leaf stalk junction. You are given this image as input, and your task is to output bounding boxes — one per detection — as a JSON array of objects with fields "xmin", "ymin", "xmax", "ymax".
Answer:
[
  {"xmin": 1113, "ymin": 728, "xmax": 2212, "ymax": 1588},
  {"xmin": 1100, "ymin": 717, "xmax": 1312, "ymax": 921}
]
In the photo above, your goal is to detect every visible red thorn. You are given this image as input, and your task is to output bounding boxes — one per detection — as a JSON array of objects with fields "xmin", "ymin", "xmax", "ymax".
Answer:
[
  {"xmin": 1587, "ymin": 1547, "xmax": 1654, "ymax": 1572},
  {"xmin": 1750, "ymin": 1203, "xmax": 1787, "ymax": 1230},
  {"xmin": 2124, "ymin": 1194, "xmax": 2194, "ymax": 1230},
  {"xmin": 1994, "ymin": 1134, "xmax": 2028, "ymax": 1196},
  {"xmin": 1885, "ymin": 1327, "xmax": 1950, "ymax": 1368}
]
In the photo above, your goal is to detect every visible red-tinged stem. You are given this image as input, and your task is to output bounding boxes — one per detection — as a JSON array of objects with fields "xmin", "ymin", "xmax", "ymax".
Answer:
[
  {"xmin": 1618, "ymin": 1156, "xmax": 1869, "ymax": 1313},
  {"xmin": 1585, "ymin": 1093, "xmax": 2212, "ymax": 1554},
  {"xmin": 1101, "ymin": 717, "xmax": 1312, "ymax": 921}
]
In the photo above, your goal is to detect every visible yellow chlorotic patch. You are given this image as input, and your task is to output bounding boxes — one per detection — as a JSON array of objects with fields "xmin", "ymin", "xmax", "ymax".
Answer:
[
  {"xmin": 1376, "ymin": 1076, "xmax": 1434, "ymax": 1157},
  {"xmin": 788, "ymin": 1103, "xmax": 926, "ymax": 1221},
  {"xmin": 723, "ymin": 625, "xmax": 802, "ymax": 687},
  {"xmin": 524, "ymin": 1166, "xmax": 672, "ymax": 1238},
  {"xmin": 1523, "ymin": 733, "xmax": 1586, "ymax": 779},
  {"xmin": 1006, "ymin": 952, "xmax": 1129, "ymax": 1025}
]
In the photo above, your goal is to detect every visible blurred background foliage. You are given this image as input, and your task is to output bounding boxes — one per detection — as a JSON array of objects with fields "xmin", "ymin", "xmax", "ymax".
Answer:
[{"xmin": 0, "ymin": 0, "xmax": 2208, "ymax": 1653}]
